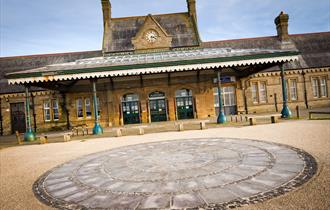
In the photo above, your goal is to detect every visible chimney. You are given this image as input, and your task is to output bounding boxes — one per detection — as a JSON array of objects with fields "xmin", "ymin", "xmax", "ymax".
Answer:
[
  {"xmin": 275, "ymin": 11, "xmax": 289, "ymax": 42},
  {"xmin": 187, "ymin": 0, "xmax": 197, "ymax": 22},
  {"xmin": 101, "ymin": 0, "xmax": 112, "ymax": 53}
]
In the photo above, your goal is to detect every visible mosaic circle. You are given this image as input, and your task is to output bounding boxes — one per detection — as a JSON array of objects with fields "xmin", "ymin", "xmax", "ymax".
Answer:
[{"xmin": 33, "ymin": 138, "xmax": 317, "ymax": 209}]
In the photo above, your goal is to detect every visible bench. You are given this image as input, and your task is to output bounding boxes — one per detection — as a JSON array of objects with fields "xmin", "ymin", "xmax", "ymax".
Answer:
[
  {"xmin": 309, "ymin": 111, "xmax": 330, "ymax": 119},
  {"xmin": 249, "ymin": 114, "xmax": 280, "ymax": 126}
]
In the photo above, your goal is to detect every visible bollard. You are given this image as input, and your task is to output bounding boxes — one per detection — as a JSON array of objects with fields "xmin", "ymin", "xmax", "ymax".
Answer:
[
  {"xmin": 240, "ymin": 115, "xmax": 243, "ymax": 122},
  {"xmin": 271, "ymin": 116, "xmax": 278, "ymax": 124},
  {"xmin": 200, "ymin": 121, "xmax": 207, "ymax": 130},
  {"xmin": 296, "ymin": 105, "xmax": 300, "ymax": 119},
  {"xmin": 15, "ymin": 131, "xmax": 23, "ymax": 145},
  {"xmin": 249, "ymin": 118, "xmax": 256, "ymax": 126},
  {"xmin": 115, "ymin": 129, "xmax": 122, "ymax": 137},
  {"xmin": 235, "ymin": 115, "xmax": 238, "ymax": 123},
  {"xmin": 138, "ymin": 127, "xmax": 144, "ymax": 135},
  {"xmin": 178, "ymin": 123, "xmax": 184, "ymax": 131},
  {"xmin": 230, "ymin": 115, "xmax": 233, "ymax": 122},
  {"xmin": 63, "ymin": 134, "xmax": 71, "ymax": 142}
]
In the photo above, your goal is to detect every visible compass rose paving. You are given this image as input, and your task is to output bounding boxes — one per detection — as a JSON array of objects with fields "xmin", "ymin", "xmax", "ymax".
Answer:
[{"xmin": 33, "ymin": 138, "xmax": 317, "ymax": 209}]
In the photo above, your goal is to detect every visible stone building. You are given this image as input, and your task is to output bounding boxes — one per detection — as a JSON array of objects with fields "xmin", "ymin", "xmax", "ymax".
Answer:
[{"xmin": 0, "ymin": 0, "xmax": 329, "ymax": 139}]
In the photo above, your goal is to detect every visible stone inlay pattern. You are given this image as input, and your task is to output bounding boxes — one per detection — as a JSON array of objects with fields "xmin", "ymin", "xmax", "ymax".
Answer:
[{"xmin": 33, "ymin": 138, "xmax": 317, "ymax": 210}]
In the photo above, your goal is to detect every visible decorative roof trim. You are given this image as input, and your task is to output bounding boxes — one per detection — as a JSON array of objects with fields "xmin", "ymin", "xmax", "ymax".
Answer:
[{"xmin": 7, "ymin": 52, "xmax": 299, "ymax": 85}]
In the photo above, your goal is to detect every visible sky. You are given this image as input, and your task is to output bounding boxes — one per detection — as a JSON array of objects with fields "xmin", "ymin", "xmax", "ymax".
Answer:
[{"xmin": 1, "ymin": 0, "xmax": 329, "ymax": 57}]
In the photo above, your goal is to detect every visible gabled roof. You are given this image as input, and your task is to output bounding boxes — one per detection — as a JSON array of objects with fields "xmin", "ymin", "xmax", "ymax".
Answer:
[{"xmin": 107, "ymin": 13, "xmax": 200, "ymax": 52}]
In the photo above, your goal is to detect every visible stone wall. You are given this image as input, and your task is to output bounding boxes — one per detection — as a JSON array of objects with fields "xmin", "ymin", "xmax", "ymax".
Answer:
[{"xmin": 0, "ymin": 67, "xmax": 329, "ymax": 135}]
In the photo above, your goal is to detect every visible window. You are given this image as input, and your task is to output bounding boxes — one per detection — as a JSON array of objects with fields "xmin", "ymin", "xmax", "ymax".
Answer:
[
  {"xmin": 251, "ymin": 82, "xmax": 259, "ymax": 103},
  {"xmin": 43, "ymin": 99, "xmax": 59, "ymax": 122},
  {"xmin": 52, "ymin": 99, "xmax": 59, "ymax": 121},
  {"xmin": 312, "ymin": 76, "xmax": 328, "ymax": 98},
  {"xmin": 289, "ymin": 79, "xmax": 298, "ymax": 101},
  {"xmin": 213, "ymin": 86, "xmax": 236, "ymax": 107},
  {"xmin": 77, "ymin": 98, "xmax": 83, "ymax": 118},
  {"xmin": 259, "ymin": 82, "xmax": 267, "ymax": 103},
  {"xmin": 44, "ymin": 100, "xmax": 51, "ymax": 122},
  {"xmin": 85, "ymin": 98, "xmax": 92, "ymax": 118},
  {"xmin": 320, "ymin": 77, "xmax": 328, "ymax": 97}
]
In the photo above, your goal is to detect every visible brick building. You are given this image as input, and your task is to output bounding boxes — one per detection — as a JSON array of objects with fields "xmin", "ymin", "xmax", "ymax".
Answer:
[{"xmin": 0, "ymin": 0, "xmax": 329, "ymax": 139}]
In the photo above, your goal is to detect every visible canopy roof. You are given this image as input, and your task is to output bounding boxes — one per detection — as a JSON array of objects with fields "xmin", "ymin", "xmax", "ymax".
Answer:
[{"xmin": 6, "ymin": 47, "xmax": 299, "ymax": 85}]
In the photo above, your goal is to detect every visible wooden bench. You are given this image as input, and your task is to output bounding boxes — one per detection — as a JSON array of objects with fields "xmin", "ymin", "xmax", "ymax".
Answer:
[{"xmin": 309, "ymin": 111, "xmax": 330, "ymax": 119}]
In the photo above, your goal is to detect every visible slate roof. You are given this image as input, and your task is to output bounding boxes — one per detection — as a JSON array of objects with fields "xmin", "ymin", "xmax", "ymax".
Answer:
[
  {"xmin": 0, "ymin": 32, "xmax": 329, "ymax": 94},
  {"xmin": 0, "ymin": 51, "xmax": 102, "ymax": 94},
  {"xmin": 108, "ymin": 13, "xmax": 200, "ymax": 52},
  {"xmin": 202, "ymin": 32, "xmax": 330, "ymax": 71}
]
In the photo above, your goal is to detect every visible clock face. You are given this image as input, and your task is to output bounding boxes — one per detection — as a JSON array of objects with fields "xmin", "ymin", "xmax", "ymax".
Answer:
[{"xmin": 145, "ymin": 30, "xmax": 159, "ymax": 43}]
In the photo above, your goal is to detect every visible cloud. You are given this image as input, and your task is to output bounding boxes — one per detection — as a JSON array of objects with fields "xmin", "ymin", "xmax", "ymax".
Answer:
[{"xmin": 1, "ymin": 0, "xmax": 329, "ymax": 56}]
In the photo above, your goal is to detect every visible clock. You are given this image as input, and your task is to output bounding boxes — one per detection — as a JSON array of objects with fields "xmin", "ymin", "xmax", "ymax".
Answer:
[{"xmin": 145, "ymin": 30, "xmax": 159, "ymax": 43}]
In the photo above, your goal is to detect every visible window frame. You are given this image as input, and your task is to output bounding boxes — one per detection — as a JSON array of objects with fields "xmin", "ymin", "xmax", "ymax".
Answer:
[
  {"xmin": 43, "ymin": 100, "xmax": 51, "ymax": 122},
  {"xmin": 258, "ymin": 81, "xmax": 267, "ymax": 103}
]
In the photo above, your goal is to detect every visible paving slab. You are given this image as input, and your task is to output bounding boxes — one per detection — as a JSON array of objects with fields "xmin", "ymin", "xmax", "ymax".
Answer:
[{"xmin": 33, "ymin": 137, "xmax": 316, "ymax": 209}]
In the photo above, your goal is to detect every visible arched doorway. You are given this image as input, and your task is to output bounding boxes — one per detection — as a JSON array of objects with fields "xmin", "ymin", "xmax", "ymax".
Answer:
[
  {"xmin": 149, "ymin": 91, "xmax": 167, "ymax": 122},
  {"xmin": 175, "ymin": 89, "xmax": 194, "ymax": 120},
  {"xmin": 122, "ymin": 93, "xmax": 140, "ymax": 125}
]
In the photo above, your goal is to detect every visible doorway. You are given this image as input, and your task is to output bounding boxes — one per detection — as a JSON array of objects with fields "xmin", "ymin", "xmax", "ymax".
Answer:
[
  {"xmin": 149, "ymin": 91, "xmax": 167, "ymax": 122},
  {"xmin": 176, "ymin": 89, "xmax": 194, "ymax": 120},
  {"xmin": 10, "ymin": 102, "xmax": 26, "ymax": 134},
  {"xmin": 122, "ymin": 94, "xmax": 141, "ymax": 125}
]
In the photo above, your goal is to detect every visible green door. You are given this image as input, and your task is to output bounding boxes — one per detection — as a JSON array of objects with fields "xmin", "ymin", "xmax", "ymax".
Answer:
[
  {"xmin": 176, "ymin": 97, "xmax": 194, "ymax": 120},
  {"xmin": 122, "ymin": 101, "xmax": 140, "ymax": 124},
  {"xmin": 149, "ymin": 99, "xmax": 167, "ymax": 122}
]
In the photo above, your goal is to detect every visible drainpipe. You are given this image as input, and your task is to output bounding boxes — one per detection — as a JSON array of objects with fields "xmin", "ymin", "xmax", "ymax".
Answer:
[
  {"xmin": 92, "ymin": 80, "xmax": 103, "ymax": 135},
  {"xmin": 302, "ymin": 71, "xmax": 309, "ymax": 109}
]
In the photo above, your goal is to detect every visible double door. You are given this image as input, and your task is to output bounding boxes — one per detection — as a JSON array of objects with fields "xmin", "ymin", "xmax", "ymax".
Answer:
[
  {"xmin": 149, "ymin": 99, "xmax": 167, "ymax": 122},
  {"xmin": 122, "ymin": 101, "xmax": 140, "ymax": 124},
  {"xmin": 176, "ymin": 97, "xmax": 194, "ymax": 120}
]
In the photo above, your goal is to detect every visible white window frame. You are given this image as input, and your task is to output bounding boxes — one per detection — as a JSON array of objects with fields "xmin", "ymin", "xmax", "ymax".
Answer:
[
  {"xmin": 43, "ymin": 100, "xmax": 51, "ymax": 122},
  {"xmin": 320, "ymin": 77, "xmax": 328, "ymax": 97},
  {"xmin": 289, "ymin": 79, "xmax": 298, "ymax": 101},
  {"xmin": 312, "ymin": 77, "xmax": 320, "ymax": 98},
  {"xmin": 251, "ymin": 82, "xmax": 259, "ymax": 104},
  {"xmin": 52, "ymin": 99, "xmax": 59, "ymax": 121},
  {"xmin": 259, "ymin": 82, "xmax": 267, "ymax": 103}
]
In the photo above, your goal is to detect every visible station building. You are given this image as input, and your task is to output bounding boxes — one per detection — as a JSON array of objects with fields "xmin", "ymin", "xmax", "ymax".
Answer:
[{"xmin": 0, "ymin": 0, "xmax": 329, "ymax": 138}]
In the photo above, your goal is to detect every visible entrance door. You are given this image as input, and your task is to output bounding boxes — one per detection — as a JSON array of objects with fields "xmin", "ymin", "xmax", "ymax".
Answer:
[
  {"xmin": 176, "ymin": 89, "xmax": 194, "ymax": 120},
  {"xmin": 149, "ymin": 92, "xmax": 167, "ymax": 122},
  {"xmin": 10, "ymin": 103, "xmax": 26, "ymax": 134},
  {"xmin": 213, "ymin": 86, "xmax": 237, "ymax": 116},
  {"xmin": 122, "ymin": 94, "xmax": 140, "ymax": 125}
]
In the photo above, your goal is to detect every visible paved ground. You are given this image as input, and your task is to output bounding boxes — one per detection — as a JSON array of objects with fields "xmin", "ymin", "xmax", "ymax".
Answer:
[{"xmin": 0, "ymin": 120, "xmax": 329, "ymax": 210}]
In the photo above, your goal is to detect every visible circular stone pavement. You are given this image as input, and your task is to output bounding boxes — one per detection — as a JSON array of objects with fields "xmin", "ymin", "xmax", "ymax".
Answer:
[{"xmin": 33, "ymin": 138, "xmax": 317, "ymax": 209}]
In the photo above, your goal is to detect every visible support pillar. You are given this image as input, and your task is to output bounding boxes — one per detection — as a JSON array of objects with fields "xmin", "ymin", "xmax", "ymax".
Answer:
[
  {"xmin": 92, "ymin": 80, "xmax": 103, "ymax": 135},
  {"xmin": 24, "ymin": 86, "xmax": 36, "ymax": 141},
  {"xmin": 217, "ymin": 70, "xmax": 226, "ymax": 124},
  {"xmin": 280, "ymin": 64, "xmax": 292, "ymax": 118}
]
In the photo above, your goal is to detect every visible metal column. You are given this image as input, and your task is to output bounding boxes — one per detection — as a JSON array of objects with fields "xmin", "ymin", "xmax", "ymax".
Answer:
[
  {"xmin": 24, "ymin": 86, "xmax": 36, "ymax": 141},
  {"xmin": 92, "ymin": 80, "xmax": 103, "ymax": 135},
  {"xmin": 217, "ymin": 70, "xmax": 227, "ymax": 124},
  {"xmin": 280, "ymin": 64, "xmax": 292, "ymax": 118}
]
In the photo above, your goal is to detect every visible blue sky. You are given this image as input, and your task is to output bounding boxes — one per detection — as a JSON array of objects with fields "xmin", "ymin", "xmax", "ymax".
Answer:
[{"xmin": 1, "ymin": 0, "xmax": 329, "ymax": 57}]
